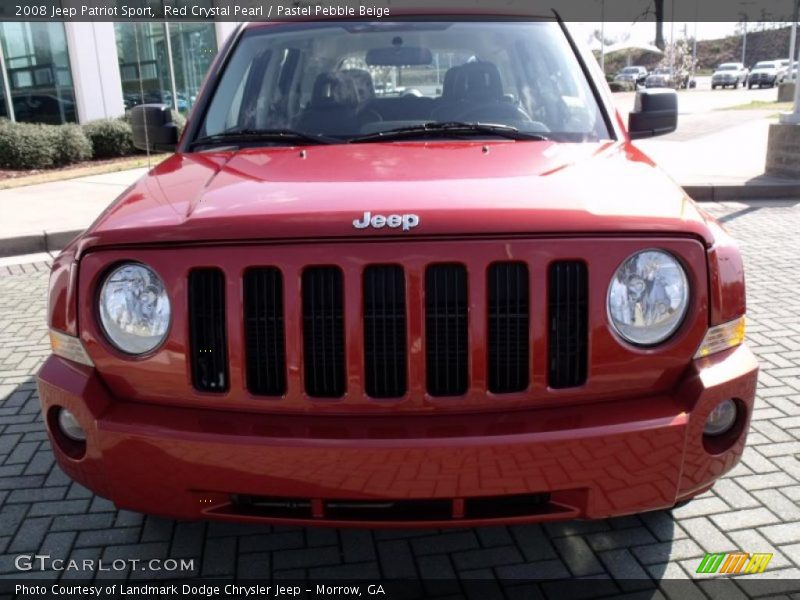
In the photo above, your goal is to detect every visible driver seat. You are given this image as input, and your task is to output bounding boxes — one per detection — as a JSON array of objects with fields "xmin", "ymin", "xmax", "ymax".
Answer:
[
  {"xmin": 432, "ymin": 61, "xmax": 514, "ymax": 120},
  {"xmin": 295, "ymin": 70, "xmax": 380, "ymax": 135}
]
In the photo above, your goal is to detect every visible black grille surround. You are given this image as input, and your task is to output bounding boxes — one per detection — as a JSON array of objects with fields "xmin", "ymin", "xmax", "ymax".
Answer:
[
  {"xmin": 363, "ymin": 265, "xmax": 407, "ymax": 399},
  {"xmin": 243, "ymin": 268, "xmax": 287, "ymax": 396},
  {"xmin": 302, "ymin": 267, "xmax": 346, "ymax": 398},
  {"xmin": 548, "ymin": 261, "xmax": 589, "ymax": 389},
  {"xmin": 488, "ymin": 262, "xmax": 530, "ymax": 394},
  {"xmin": 425, "ymin": 264, "xmax": 469, "ymax": 397},
  {"xmin": 188, "ymin": 268, "xmax": 229, "ymax": 392}
]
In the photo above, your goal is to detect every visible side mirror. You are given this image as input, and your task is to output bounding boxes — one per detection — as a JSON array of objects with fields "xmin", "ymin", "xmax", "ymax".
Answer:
[
  {"xmin": 130, "ymin": 104, "xmax": 179, "ymax": 152},
  {"xmin": 627, "ymin": 89, "xmax": 678, "ymax": 140}
]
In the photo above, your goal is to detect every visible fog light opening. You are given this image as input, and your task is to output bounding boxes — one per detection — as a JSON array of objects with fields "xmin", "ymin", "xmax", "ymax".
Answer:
[
  {"xmin": 58, "ymin": 408, "xmax": 86, "ymax": 442},
  {"xmin": 47, "ymin": 406, "xmax": 87, "ymax": 460},
  {"xmin": 703, "ymin": 399, "xmax": 738, "ymax": 436}
]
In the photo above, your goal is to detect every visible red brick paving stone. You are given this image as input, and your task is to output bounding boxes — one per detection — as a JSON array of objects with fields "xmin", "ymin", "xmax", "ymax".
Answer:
[{"xmin": 0, "ymin": 202, "xmax": 799, "ymax": 583}]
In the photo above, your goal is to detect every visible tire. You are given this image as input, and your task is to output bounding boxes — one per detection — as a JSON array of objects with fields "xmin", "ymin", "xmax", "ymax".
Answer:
[
  {"xmin": 734, "ymin": 81, "xmax": 739, "ymax": 89},
  {"xmin": 672, "ymin": 498, "xmax": 693, "ymax": 510},
  {"xmin": 711, "ymin": 84, "xmax": 716, "ymax": 90}
]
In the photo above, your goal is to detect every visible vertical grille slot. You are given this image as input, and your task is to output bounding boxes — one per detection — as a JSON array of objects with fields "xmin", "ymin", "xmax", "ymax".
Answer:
[
  {"xmin": 488, "ymin": 262, "xmax": 530, "ymax": 393},
  {"xmin": 244, "ymin": 268, "xmax": 286, "ymax": 396},
  {"xmin": 425, "ymin": 264, "xmax": 468, "ymax": 396},
  {"xmin": 188, "ymin": 269, "xmax": 228, "ymax": 393},
  {"xmin": 302, "ymin": 267, "xmax": 346, "ymax": 397},
  {"xmin": 548, "ymin": 261, "xmax": 588, "ymax": 389},
  {"xmin": 363, "ymin": 266, "xmax": 407, "ymax": 398}
]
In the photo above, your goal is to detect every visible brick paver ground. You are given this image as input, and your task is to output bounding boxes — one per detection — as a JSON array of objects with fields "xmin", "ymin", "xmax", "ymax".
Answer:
[{"xmin": 1, "ymin": 200, "xmax": 799, "ymax": 593}]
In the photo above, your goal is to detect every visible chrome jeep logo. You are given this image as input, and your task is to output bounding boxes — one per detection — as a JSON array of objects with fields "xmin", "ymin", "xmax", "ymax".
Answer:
[{"xmin": 352, "ymin": 211, "xmax": 419, "ymax": 231}]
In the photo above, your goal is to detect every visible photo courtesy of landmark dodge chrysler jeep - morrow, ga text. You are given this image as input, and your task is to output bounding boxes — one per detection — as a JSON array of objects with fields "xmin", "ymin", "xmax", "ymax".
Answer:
[{"xmin": 38, "ymin": 17, "xmax": 758, "ymax": 527}]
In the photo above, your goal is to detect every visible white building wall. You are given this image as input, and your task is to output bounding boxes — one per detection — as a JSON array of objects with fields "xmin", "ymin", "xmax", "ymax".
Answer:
[
  {"xmin": 215, "ymin": 22, "xmax": 240, "ymax": 49},
  {"xmin": 64, "ymin": 22, "xmax": 125, "ymax": 123}
]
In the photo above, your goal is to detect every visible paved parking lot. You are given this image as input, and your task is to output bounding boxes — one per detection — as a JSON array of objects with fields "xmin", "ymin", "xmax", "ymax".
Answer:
[{"xmin": 1, "ymin": 200, "xmax": 799, "ymax": 594}]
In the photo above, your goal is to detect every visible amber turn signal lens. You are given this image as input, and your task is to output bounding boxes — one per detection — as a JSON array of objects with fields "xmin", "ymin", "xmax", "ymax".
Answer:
[
  {"xmin": 50, "ymin": 329, "xmax": 94, "ymax": 367},
  {"xmin": 694, "ymin": 316, "xmax": 746, "ymax": 359}
]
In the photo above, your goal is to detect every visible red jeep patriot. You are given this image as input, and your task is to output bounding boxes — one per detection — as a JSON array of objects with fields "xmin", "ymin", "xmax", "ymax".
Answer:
[{"xmin": 38, "ymin": 18, "xmax": 758, "ymax": 527}]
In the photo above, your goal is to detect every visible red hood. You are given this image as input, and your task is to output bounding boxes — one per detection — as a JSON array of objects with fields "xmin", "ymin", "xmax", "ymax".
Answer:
[{"xmin": 78, "ymin": 140, "xmax": 714, "ymax": 254}]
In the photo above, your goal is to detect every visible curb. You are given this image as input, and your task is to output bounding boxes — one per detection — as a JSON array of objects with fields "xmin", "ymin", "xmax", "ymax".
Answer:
[
  {"xmin": 0, "ymin": 229, "xmax": 82, "ymax": 259},
  {"xmin": 0, "ymin": 182, "xmax": 797, "ymax": 260},
  {"xmin": 683, "ymin": 183, "xmax": 800, "ymax": 202}
]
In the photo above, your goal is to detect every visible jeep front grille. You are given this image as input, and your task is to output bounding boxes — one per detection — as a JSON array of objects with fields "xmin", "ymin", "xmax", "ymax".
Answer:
[
  {"xmin": 363, "ymin": 265, "xmax": 407, "ymax": 398},
  {"xmin": 548, "ymin": 261, "xmax": 588, "ymax": 389},
  {"xmin": 244, "ymin": 267, "xmax": 286, "ymax": 396},
  {"xmin": 487, "ymin": 262, "xmax": 530, "ymax": 394},
  {"xmin": 425, "ymin": 264, "xmax": 469, "ymax": 397},
  {"xmin": 302, "ymin": 266, "xmax": 346, "ymax": 398},
  {"xmin": 188, "ymin": 258, "xmax": 590, "ymax": 399},
  {"xmin": 188, "ymin": 268, "xmax": 229, "ymax": 392}
]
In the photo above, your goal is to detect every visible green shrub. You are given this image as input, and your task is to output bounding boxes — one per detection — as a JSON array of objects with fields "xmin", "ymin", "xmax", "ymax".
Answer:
[
  {"xmin": 83, "ymin": 118, "xmax": 135, "ymax": 158},
  {"xmin": 0, "ymin": 120, "xmax": 59, "ymax": 169},
  {"xmin": 54, "ymin": 124, "xmax": 92, "ymax": 166}
]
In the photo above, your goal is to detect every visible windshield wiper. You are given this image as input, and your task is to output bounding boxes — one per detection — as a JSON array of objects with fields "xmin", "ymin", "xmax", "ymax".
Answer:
[
  {"xmin": 191, "ymin": 128, "xmax": 343, "ymax": 149},
  {"xmin": 348, "ymin": 122, "xmax": 549, "ymax": 144}
]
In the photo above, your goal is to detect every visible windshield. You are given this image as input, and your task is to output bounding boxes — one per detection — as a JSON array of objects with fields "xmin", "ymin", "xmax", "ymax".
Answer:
[
  {"xmin": 198, "ymin": 21, "xmax": 609, "ymax": 144},
  {"xmin": 755, "ymin": 62, "xmax": 775, "ymax": 69},
  {"xmin": 717, "ymin": 65, "xmax": 737, "ymax": 71},
  {"xmin": 652, "ymin": 68, "xmax": 671, "ymax": 75},
  {"xmin": 620, "ymin": 67, "xmax": 639, "ymax": 74}
]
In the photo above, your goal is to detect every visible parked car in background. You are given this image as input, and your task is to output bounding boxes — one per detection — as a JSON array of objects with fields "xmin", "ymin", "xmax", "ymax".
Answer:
[
  {"xmin": 748, "ymin": 61, "xmax": 782, "ymax": 88},
  {"xmin": 614, "ymin": 65, "xmax": 648, "ymax": 87},
  {"xmin": 711, "ymin": 63, "xmax": 748, "ymax": 89},
  {"xmin": 39, "ymin": 18, "xmax": 757, "ymax": 527},
  {"xmin": 645, "ymin": 67, "xmax": 689, "ymax": 89}
]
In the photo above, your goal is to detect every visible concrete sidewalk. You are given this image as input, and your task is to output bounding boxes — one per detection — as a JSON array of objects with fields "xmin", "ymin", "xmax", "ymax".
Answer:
[
  {"xmin": 1, "ymin": 115, "xmax": 799, "ymax": 258},
  {"xmin": 0, "ymin": 168, "xmax": 147, "ymax": 257},
  {"xmin": 635, "ymin": 114, "xmax": 800, "ymax": 201}
]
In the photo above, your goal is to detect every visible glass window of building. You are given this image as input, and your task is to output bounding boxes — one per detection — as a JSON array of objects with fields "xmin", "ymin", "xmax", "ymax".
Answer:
[
  {"xmin": 0, "ymin": 22, "xmax": 77, "ymax": 124},
  {"xmin": 169, "ymin": 23, "xmax": 216, "ymax": 114},
  {"xmin": 115, "ymin": 23, "xmax": 172, "ymax": 110},
  {"xmin": 116, "ymin": 20, "xmax": 217, "ymax": 115}
]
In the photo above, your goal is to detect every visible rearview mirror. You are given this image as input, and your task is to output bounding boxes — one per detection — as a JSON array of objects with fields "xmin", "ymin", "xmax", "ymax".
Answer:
[
  {"xmin": 628, "ymin": 89, "xmax": 677, "ymax": 140},
  {"xmin": 130, "ymin": 104, "xmax": 179, "ymax": 152},
  {"xmin": 366, "ymin": 46, "xmax": 433, "ymax": 66}
]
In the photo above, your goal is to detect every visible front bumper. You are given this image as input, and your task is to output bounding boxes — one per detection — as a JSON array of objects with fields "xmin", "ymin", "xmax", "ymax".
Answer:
[
  {"xmin": 749, "ymin": 74, "xmax": 775, "ymax": 84},
  {"xmin": 38, "ymin": 345, "xmax": 758, "ymax": 527}
]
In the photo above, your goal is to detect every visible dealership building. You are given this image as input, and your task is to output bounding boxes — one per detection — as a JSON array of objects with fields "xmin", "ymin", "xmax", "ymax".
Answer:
[{"xmin": 0, "ymin": 21, "xmax": 238, "ymax": 124}]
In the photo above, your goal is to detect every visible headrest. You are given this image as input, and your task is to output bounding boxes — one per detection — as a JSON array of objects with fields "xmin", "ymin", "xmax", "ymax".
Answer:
[
  {"xmin": 340, "ymin": 69, "xmax": 375, "ymax": 104},
  {"xmin": 441, "ymin": 65, "xmax": 462, "ymax": 99},
  {"xmin": 311, "ymin": 70, "xmax": 375, "ymax": 108},
  {"xmin": 451, "ymin": 61, "xmax": 504, "ymax": 102}
]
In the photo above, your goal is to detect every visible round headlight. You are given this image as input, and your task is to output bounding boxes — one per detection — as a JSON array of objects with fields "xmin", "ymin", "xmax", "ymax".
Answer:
[
  {"xmin": 98, "ymin": 263, "xmax": 171, "ymax": 354},
  {"xmin": 607, "ymin": 249, "xmax": 689, "ymax": 346}
]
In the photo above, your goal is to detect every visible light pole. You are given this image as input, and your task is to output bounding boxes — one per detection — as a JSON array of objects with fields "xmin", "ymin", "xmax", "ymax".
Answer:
[
  {"xmin": 669, "ymin": 0, "xmax": 675, "ymax": 70},
  {"xmin": 692, "ymin": 1, "xmax": 698, "ymax": 80},
  {"xmin": 741, "ymin": 19, "xmax": 748, "ymax": 65},
  {"xmin": 600, "ymin": 0, "xmax": 606, "ymax": 74},
  {"xmin": 789, "ymin": 0, "xmax": 800, "ymax": 81}
]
